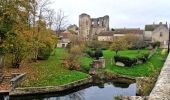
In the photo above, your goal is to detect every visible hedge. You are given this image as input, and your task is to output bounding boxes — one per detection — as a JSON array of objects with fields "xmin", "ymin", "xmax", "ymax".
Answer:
[{"xmin": 114, "ymin": 53, "xmax": 150, "ymax": 67}]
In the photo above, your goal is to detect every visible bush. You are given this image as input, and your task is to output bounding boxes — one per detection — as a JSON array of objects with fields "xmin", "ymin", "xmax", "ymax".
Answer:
[
  {"xmin": 37, "ymin": 45, "xmax": 53, "ymax": 60},
  {"xmin": 114, "ymin": 56, "xmax": 137, "ymax": 67},
  {"xmin": 85, "ymin": 49, "xmax": 103, "ymax": 59},
  {"xmin": 94, "ymin": 49, "xmax": 103, "ymax": 60},
  {"xmin": 151, "ymin": 41, "xmax": 160, "ymax": 48},
  {"xmin": 114, "ymin": 52, "xmax": 150, "ymax": 67},
  {"xmin": 137, "ymin": 53, "xmax": 150, "ymax": 62},
  {"xmin": 86, "ymin": 49, "xmax": 95, "ymax": 58}
]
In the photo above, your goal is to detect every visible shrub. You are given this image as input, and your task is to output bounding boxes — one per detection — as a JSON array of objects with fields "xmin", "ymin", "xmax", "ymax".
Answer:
[
  {"xmin": 137, "ymin": 53, "xmax": 150, "ymax": 62},
  {"xmin": 94, "ymin": 49, "xmax": 103, "ymax": 60},
  {"xmin": 114, "ymin": 52, "xmax": 150, "ymax": 67},
  {"xmin": 86, "ymin": 49, "xmax": 95, "ymax": 58},
  {"xmin": 37, "ymin": 45, "xmax": 53, "ymax": 60},
  {"xmin": 114, "ymin": 56, "xmax": 137, "ymax": 67},
  {"xmin": 151, "ymin": 41, "xmax": 160, "ymax": 48}
]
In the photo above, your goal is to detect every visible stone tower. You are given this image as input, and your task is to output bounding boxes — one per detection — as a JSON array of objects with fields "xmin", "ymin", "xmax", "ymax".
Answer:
[
  {"xmin": 79, "ymin": 13, "xmax": 109, "ymax": 40},
  {"xmin": 79, "ymin": 13, "xmax": 91, "ymax": 40}
]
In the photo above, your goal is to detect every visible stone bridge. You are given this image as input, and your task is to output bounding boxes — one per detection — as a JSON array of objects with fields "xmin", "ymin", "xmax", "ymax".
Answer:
[{"xmin": 149, "ymin": 53, "xmax": 170, "ymax": 99}]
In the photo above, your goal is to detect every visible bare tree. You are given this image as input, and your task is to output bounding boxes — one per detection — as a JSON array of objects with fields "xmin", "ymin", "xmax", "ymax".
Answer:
[
  {"xmin": 45, "ymin": 9, "xmax": 56, "ymax": 29},
  {"xmin": 54, "ymin": 9, "xmax": 68, "ymax": 36}
]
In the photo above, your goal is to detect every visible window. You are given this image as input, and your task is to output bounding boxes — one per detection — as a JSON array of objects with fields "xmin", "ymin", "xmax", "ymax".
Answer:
[{"xmin": 160, "ymin": 32, "xmax": 163, "ymax": 37}]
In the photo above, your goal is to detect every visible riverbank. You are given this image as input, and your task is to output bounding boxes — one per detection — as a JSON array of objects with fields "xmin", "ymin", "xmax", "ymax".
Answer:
[{"xmin": 10, "ymin": 76, "xmax": 93, "ymax": 96}]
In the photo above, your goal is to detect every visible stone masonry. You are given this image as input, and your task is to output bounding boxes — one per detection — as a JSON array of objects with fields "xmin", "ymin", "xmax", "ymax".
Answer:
[
  {"xmin": 79, "ymin": 13, "xmax": 109, "ymax": 40},
  {"xmin": 149, "ymin": 53, "xmax": 170, "ymax": 99}
]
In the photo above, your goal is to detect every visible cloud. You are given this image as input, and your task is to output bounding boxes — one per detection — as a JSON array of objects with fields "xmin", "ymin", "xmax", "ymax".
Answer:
[{"xmin": 51, "ymin": 0, "xmax": 170, "ymax": 29}]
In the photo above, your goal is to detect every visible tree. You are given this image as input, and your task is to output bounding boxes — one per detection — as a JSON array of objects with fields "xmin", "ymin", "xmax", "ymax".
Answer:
[
  {"xmin": 0, "ymin": 0, "xmax": 35, "ymax": 68},
  {"xmin": 122, "ymin": 34, "xmax": 142, "ymax": 49},
  {"xmin": 110, "ymin": 37, "xmax": 130, "ymax": 55},
  {"xmin": 0, "ymin": 0, "xmax": 57, "ymax": 68},
  {"xmin": 55, "ymin": 9, "xmax": 68, "ymax": 36}
]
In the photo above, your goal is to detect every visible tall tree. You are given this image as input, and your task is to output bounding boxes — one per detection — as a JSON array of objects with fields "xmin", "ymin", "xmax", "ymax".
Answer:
[{"xmin": 55, "ymin": 9, "xmax": 68, "ymax": 36}]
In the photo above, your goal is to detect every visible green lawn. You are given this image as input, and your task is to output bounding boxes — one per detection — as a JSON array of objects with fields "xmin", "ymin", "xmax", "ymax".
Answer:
[
  {"xmin": 103, "ymin": 49, "xmax": 168, "ymax": 77},
  {"xmin": 21, "ymin": 48, "xmax": 168, "ymax": 87},
  {"xmin": 21, "ymin": 48, "xmax": 89, "ymax": 87},
  {"xmin": 80, "ymin": 57, "xmax": 93, "ymax": 71}
]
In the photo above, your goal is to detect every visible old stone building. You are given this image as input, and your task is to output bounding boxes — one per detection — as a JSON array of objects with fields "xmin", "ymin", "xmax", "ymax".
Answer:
[
  {"xmin": 144, "ymin": 22, "xmax": 169, "ymax": 48},
  {"xmin": 79, "ymin": 13, "xmax": 109, "ymax": 40},
  {"xmin": 98, "ymin": 31, "xmax": 114, "ymax": 42}
]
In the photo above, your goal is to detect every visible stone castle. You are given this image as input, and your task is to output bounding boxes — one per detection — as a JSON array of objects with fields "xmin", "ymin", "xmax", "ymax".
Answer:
[{"xmin": 79, "ymin": 13, "xmax": 109, "ymax": 40}]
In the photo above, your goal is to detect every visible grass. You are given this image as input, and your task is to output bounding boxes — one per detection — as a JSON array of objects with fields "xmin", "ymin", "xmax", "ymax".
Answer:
[
  {"xmin": 103, "ymin": 49, "xmax": 168, "ymax": 77},
  {"xmin": 21, "ymin": 48, "xmax": 89, "ymax": 87},
  {"xmin": 80, "ymin": 57, "xmax": 94, "ymax": 71},
  {"xmin": 21, "ymin": 48, "xmax": 168, "ymax": 87}
]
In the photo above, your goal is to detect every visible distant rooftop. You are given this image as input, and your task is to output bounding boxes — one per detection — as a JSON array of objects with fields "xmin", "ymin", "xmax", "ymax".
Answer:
[
  {"xmin": 145, "ymin": 22, "xmax": 168, "ymax": 31},
  {"xmin": 98, "ymin": 31, "xmax": 114, "ymax": 36},
  {"xmin": 113, "ymin": 28, "xmax": 143, "ymax": 34}
]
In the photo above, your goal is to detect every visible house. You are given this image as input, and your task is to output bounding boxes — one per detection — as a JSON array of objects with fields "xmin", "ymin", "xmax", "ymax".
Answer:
[
  {"xmin": 98, "ymin": 31, "xmax": 114, "ymax": 42},
  {"xmin": 144, "ymin": 22, "xmax": 169, "ymax": 48},
  {"xmin": 113, "ymin": 28, "xmax": 144, "ymax": 39},
  {"xmin": 57, "ymin": 31, "xmax": 71, "ymax": 48}
]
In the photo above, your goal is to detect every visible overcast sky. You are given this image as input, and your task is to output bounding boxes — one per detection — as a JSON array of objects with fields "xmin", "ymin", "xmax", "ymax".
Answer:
[{"xmin": 51, "ymin": 0, "xmax": 170, "ymax": 29}]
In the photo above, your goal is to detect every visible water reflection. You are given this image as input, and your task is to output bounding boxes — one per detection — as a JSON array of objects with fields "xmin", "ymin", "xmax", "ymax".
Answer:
[
  {"xmin": 9, "ymin": 82, "xmax": 136, "ymax": 100},
  {"xmin": 0, "ymin": 94, "xmax": 9, "ymax": 100},
  {"xmin": 10, "ymin": 91, "xmax": 85, "ymax": 100}
]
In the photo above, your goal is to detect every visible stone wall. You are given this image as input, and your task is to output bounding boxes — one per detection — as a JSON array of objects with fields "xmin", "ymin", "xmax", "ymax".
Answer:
[
  {"xmin": 149, "ymin": 53, "xmax": 170, "ymax": 99},
  {"xmin": 79, "ymin": 13, "xmax": 109, "ymax": 40},
  {"xmin": 10, "ymin": 76, "xmax": 93, "ymax": 96}
]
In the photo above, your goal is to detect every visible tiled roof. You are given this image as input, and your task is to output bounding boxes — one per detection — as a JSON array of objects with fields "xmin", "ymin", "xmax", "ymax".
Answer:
[
  {"xmin": 113, "ymin": 28, "xmax": 143, "ymax": 35},
  {"xmin": 98, "ymin": 31, "xmax": 114, "ymax": 36},
  {"xmin": 60, "ymin": 31, "xmax": 71, "ymax": 39}
]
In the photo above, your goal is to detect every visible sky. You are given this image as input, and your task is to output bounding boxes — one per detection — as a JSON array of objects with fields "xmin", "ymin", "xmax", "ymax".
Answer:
[{"xmin": 51, "ymin": 0, "xmax": 170, "ymax": 29}]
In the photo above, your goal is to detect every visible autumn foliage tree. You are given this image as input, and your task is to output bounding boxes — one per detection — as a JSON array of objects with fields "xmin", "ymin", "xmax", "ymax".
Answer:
[
  {"xmin": 0, "ymin": 0, "xmax": 57, "ymax": 68},
  {"xmin": 110, "ymin": 37, "xmax": 130, "ymax": 55}
]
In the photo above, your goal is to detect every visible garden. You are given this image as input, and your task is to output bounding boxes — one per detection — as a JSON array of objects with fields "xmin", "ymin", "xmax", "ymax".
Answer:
[{"xmin": 18, "ymin": 34, "xmax": 168, "ymax": 87}]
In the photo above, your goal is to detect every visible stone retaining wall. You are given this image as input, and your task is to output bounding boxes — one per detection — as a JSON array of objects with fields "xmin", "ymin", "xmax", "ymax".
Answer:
[
  {"xmin": 10, "ymin": 76, "xmax": 93, "ymax": 96},
  {"xmin": 149, "ymin": 53, "xmax": 170, "ymax": 99}
]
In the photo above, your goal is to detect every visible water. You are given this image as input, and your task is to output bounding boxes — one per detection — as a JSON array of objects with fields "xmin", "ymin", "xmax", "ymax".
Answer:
[{"xmin": 7, "ymin": 82, "xmax": 136, "ymax": 100}]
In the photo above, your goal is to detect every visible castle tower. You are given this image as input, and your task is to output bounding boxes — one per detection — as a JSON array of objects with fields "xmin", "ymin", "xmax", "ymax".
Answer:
[
  {"xmin": 79, "ymin": 13, "xmax": 109, "ymax": 40},
  {"xmin": 79, "ymin": 13, "xmax": 91, "ymax": 40}
]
